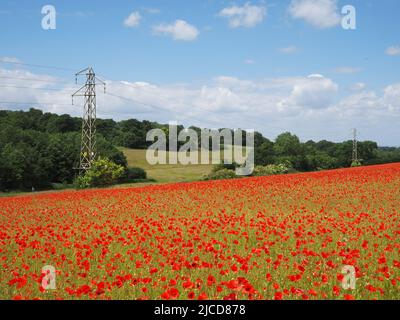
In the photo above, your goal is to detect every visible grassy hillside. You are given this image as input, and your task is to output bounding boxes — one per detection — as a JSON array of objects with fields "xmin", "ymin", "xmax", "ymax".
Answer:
[
  {"xmin": 120, "ymin": 148, "xmax": 215, "ymax": 183},
  {"xmin": 121, "ymin": 146, "xmax": 253, "ymax": 183}
]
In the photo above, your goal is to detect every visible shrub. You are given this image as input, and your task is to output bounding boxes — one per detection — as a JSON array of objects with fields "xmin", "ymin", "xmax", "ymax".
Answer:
[
  {"xmin": 75, "ymin": 158, "xmax": 125, "ymax": 189},
  {"xmin": 203, "ymin": 169, "xmax": 238, "ymax": 181},
  {"xmin": 211, "ymin": 162, "xmax": 239, "ymax": 173},
  {"xmin": 121, "ymin": 167, "xmax": 147, "ymax": 183},
  {"xmin": 351, "ymin": 160, "xmax": 362, "ymax": 167},
  {"xmin": 204, "ymin": 163, "xmax": 290, "ymax": 181},
  {"xmin": 252, "ymin": 163, "xmax": 290, "ymax": 177}
]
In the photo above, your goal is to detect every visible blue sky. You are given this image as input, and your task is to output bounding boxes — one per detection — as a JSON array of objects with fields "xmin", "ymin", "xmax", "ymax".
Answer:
[{"xmin": 0, "ymin": 0, "xmax": 399, "ymax": 145}]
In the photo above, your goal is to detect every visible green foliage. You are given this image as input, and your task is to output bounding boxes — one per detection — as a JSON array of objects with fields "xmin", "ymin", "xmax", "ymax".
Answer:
[
  {"xmin": 211, "ymin": 162, "xmax": 239, "ymax": 173},
  {"xmin": 252, "ymin": 163, "xmax": 290, "ymax": 177},
  {"xmin": 120, "ymin": 167, "xmax": 148, "ymax": 183},
  {"xmin": 372, "ymin": 147, "xmax": 400, "ymax": 165},
  {"xmin": 271, "ymin": 133, "xmax": 309, "ymax": 171},
  {"xmin": 203, "ymin": 168, "xmax": 238, "ymax": 181},
  {"xmin": 274, "ymin": 132, "xmax": 303, "ymax": 156},
  {"xmin": 351, "ymin": 160, "xmax": 362, "ymax": 167},
  {"xmin": 306, "ymin": 152, "xmax": 338, "ymax": 171},
  {"xmin": 0, "ymin": 110, "xmax": 127, "ymax": 191},
  {"xmin": 204, "ymin": 162, "xmax": 290, "ymax": 181},
  {"xmin": 1, "ymin": 108, "xmax": 400, "ymax": 191},
  {"xmin": 97, "ymin": 136, "xmax": 128, "ymax": 168},
  {"xmin": 75, "ymin": 158, "xmax": 125, "ymax": 189},
  {"xmin": 254, "ymin": 139, "xmax": 274, "ymax": 166}
]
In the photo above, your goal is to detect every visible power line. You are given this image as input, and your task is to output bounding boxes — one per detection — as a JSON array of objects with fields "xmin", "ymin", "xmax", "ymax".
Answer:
[
  {"xmin": 96, "ymin": 77, "xmax": 377, "ymax": 138},
  {"xmin": 0, "ymin": 84, "xmax": 68, "ymax": 91},
  {"xmin": 0, "ymin": 59, "xmax": 76, "ymax": 72},
  {"xmin": 107, "ymin": 94, "xmax": 287, "ymax": 136},
  {"xmin": 105, "ymin": 91, "xmax": 234, "ymax": 127},
  {"xmin": 106, "ymin": 92, "xmax": 167, "ymax": 112},
  {"xmin": 0, "ymin": 101, "xmax": 71, "ymax": 106},
  {"xmin": 107, "ymin": 91, "xmax": 320, "ymax": 135},
  {"xmin": 0, "ymin": 75, "xmax": 71, "ymax": 84},
  {"xmin": 0, "ymin": 60, "xmax": 383, "ymax": 144}
]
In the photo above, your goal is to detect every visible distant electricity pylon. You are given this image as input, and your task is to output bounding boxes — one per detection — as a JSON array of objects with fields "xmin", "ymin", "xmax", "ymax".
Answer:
[
  {"xmin": 352, "ymin": 128, "xmax": 359, "ymax": 163},
  {"xmin": 72, "ymin": 67, "xmax": 105, "ymax": 174}
]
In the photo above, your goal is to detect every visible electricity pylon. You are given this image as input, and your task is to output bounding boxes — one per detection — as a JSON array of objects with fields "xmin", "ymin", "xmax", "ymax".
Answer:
[
  {"xmin": 72, "ymin": 67, "xmax": 105, "ymax": 174},
  {"xmin": 352, "ymin": 128, "xmax": 358, "ymax": 163},
  {"xmin": 350, "ymin": 128, "xmax": 362, "ymax": 167}
]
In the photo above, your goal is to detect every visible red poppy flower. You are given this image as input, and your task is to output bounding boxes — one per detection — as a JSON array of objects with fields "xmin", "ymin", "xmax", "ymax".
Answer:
[
  {"xmin": 198, "ymin": 292, "xmax": 207, "ymax": 300},
  {"xmin": 274, "ymin": 292, "xmax": 283, "ymax": 300},
  {"xmin": 207, "ymin": 275, "xmax": 216, "ymax": 286}
]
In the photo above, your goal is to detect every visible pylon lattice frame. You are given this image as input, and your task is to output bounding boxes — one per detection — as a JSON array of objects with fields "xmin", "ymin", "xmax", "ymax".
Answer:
[
  {"xmin": 352, "ymin": 128, "xmax": 359, "ymax": 163},
  {"xmin": 72, "ymin": 67, "xmax": 105, "ymax": 174}
]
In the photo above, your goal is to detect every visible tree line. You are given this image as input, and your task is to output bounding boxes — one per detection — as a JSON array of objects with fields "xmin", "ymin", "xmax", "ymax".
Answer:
[{"xmin": 1, "ymin": 108, "xmax": 399, "ymax": 191}]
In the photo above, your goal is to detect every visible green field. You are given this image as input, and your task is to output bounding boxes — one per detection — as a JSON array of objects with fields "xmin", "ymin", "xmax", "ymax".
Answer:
[
  {"xmin": 121, "ymin": 148, "xmax": 215, "ymax": 183},
  {"xmin": 121, "ymin": 145, "xmax": 251, "ymax": 184}
]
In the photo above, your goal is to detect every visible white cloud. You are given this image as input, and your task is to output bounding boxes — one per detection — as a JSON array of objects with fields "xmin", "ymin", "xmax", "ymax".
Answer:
[
  {"xmin": 337, "ymin": 91, "xmax": 381, "ymax": 113},
  {"xmin": 244, "ymin": 59, "xmax": 255, "ymax": 64},
  {"xmin": 350, "ymin": 82, "xmax": 367, "ymax": 91},
  {"xmin": 280, "ymin": 46, "xmax": 298, "ymax": 54},
  {"xmin": 199, "ymin": 86, "xmax": 244, "ymax": 112},
  {"xmin": 2, "ymin": 64, "xmax": 400, "ymax": 145},
  {"xmin": 0, "ymin": 67, "xmax": 78, "ymax": 115},
  {"xmin": 384, "ymin": 83, "xmax": 400, "ymax": 111},
  {"xmin": 219, "ymin": 2, "xmax": 266, "ymax": 28},
  {"xmin": 334, "ymin": 67, "xmax": 362, "ymax": 74},
  {"xmin": 124, "ymin": 11, "xmax": 141, "ymax": 28},
  {"xmin": 153, "ymin": 20, "xmax": 199, "ymax": 41},
  {"xmin": 279, "ymin": 74, "xmax": 338, "ymax": 109},
  {"xmin": 78, "ymin": 77, "xmax": 400, "ymax": 145},
  {"xmin": 73, "ymin": 11, "xmax": 93, "ymax": 18},
  {"xmin": 0, "ymin": 57, "xmax": 21, "ymax": 64},
  {"xmin": 214, "ymin": 76, "xmax": 272, "ymax": 91},
  {"xmin": 288, "ymin": 0, "xmax": 341, "ymax": 29},
  {"xmin": 386, "ymin": 46, "xmax": 400, "ymax": 56}
]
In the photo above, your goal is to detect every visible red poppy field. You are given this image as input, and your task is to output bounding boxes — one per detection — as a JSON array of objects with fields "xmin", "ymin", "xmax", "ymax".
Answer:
[{"xmin": 0, "ymin": 163, "xmax": 399, "ymax": 300}]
